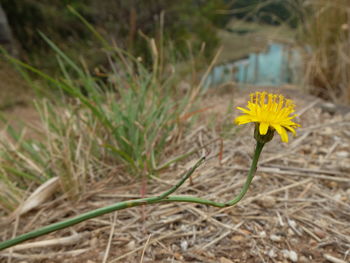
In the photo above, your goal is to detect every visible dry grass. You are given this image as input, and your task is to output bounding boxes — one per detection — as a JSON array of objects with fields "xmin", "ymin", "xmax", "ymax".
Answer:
[
  {"xmin": 301, "ymin": 0, "xmax": 350, "ymax": 104},
  {"xmin": 1, "ymin": 86, "xmax": 349, "ymax": 262}
]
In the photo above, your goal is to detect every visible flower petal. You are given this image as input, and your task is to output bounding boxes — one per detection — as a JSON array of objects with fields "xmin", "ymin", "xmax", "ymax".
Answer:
[
  {"xmin": 273, "ymin": 124, "xmax": 289, "ymax": 142},
  {"xmin": 284, "ymin": 125, "xmax": 296, "ymax": 135},
  {"xmin": 259, "ymin": 122, "xmax": 269, "ymax": 135},
  {"xmin": 236, "ymin": 107, "xmax": 252, "ymax": 115},
  {"xmin": 235, "ymin": 115, "xmax": 252, "ymax": 125}
]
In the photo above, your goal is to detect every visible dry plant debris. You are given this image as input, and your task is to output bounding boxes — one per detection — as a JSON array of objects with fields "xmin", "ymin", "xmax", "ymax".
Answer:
[{"xmin": 1, "ymin": 86, "xmax": 350, "ymax": 262}]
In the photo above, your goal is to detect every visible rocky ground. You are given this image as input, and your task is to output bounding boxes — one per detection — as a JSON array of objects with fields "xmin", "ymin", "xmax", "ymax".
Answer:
[{"xmin": 1, "ymin": 85, "xmax": 350, "ymax": 263}]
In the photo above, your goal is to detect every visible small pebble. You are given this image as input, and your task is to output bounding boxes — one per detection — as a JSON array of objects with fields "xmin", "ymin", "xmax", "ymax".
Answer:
[
  {"xmin": 334, "ymin": 193, "xmax": 342, "ymax": 201},
  {"xmin": 314, "ymin": 228, "xmax": 326, "ymax": 239},
  {"xmin": 126, "ymin": 240, "xmax": 136, "ymax": 250},
  {"xmin": 299, "ymin": 255, "xmax": 309, "ymax": 263},
  {"xmin": 180, "ymin": 240, "xmax": 188, "ymax": 251},
  {"xmin": 259, "ymin": 196, "xmax": 276, "ymax": 208},
  {"xmin": 287, "ymin": 229, "xmax": 295, "ymax": 236},
  {"xmin": 288, "ymin": 219, "xmax": 297, "ymax": 228},
  {"xmin": 220, "ymin": 257, "xmax": 234, "ymax": 263},
  {"xmin": 309, "ymin": 239, "xmax": 317, "ymax": 247},
  {"xmin": 289, "ymin": 250, "xmax": 298, "ymax": 262},
  {"xmin": 323, "ymin": 127, "xmax": 333, "ymax": 135},
  {"xmin": 336, "ymin": 151, "xmax": 349, "ymax": 158},
  {"xmin": 290, "ymin": 238, "xmax": 299, "ymax": 245},
  {"xmin": 270, "ymin": 234, "xmax": 283, "ymax": 242},
  {"xmin": 231, "ymin": 235, "xmax": 245, "ymax": 242},
  {"xmin": 282, "ymin": 250, "xmax": 298, "ymax": 262},
  {"xmin": 259, "ymin": 231, "xmax": 267, "ymax": 238},
  {"xmin": 268, "ymin": 248, "xmax": 277, "ymax": 258}
]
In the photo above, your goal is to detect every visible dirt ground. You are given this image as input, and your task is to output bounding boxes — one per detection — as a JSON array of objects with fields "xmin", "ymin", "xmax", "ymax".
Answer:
[{"xmin": 1, "ymin": 85, "xmax": 350, "ymax": 263}]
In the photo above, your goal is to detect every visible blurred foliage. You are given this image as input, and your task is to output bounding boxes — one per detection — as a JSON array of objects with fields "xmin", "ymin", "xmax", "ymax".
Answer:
[
  {"xmin": 228, "ymin": 0, "xmax": 302, "ymax": 28},
  {"xmin": 2, "ymin": 0, "xmax": 231, "ymax": 64},
  {"xmin": 298, "ymin": 0, "xmax": 350, "ymax": 104},
  {"xmin": 1, "ymin": 0, "xmax": 92, "ymax": 51},
  {"xmin": 224, "ymin": 0, "xmax": 350, "ymax": 104}
]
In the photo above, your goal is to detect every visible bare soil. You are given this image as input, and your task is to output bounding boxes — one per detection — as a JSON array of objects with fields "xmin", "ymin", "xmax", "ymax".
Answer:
[{"xmin": 1, "ymin": 85, "xmax": 350, "ymax": 263}]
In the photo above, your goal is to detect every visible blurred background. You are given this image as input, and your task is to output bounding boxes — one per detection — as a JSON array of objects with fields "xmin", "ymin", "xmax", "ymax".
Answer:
[{"xmin": 1, "ymin": 0, "xmax": 350, "ymax": 106}]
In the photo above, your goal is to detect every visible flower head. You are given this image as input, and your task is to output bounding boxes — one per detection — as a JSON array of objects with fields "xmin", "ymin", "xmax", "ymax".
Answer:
[{"xmin": 235, "ymin": 92, "xmax": 301, "ymax": 143}]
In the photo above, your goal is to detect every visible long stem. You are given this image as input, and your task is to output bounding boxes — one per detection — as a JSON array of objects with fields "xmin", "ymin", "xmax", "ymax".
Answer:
[
  {"xmin": 0, "ymin": 142, "xmax": 265, "ymax": 251},
  {"xmin": 226, "ymin": 141, "xmax": 264, "ymax": 206},
  {"xmin": 0, "ymin": 157, "xmax": 206, "ymax": 251}
]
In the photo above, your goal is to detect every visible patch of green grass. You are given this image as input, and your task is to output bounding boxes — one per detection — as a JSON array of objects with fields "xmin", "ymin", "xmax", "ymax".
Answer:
[{"xmin": 0, "ymin": 16, "xmax": 208, "ymax": 211}]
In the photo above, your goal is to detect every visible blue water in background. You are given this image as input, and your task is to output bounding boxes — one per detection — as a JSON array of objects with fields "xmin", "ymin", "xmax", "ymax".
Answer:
[{"xmin": 205, "ymin": 43, "xmax": 303, "ymax": 88}]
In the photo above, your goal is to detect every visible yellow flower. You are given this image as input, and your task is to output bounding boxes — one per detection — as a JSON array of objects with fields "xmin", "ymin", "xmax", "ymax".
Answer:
[{"xmin": 235, "ymin": 92, "xmax": 301, "ymax": 143}]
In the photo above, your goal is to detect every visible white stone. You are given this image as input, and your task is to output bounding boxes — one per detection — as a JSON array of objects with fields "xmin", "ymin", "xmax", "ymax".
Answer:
[
  {"xmin": 289, "ymin": 250, "xmax": 298, "ymax": 262},
  {"xmin": 282, "ymin": 250, "xmax": 298, "ymax": 262},
  {"xmin": 259, "ymin": 231, "xmax": 267, "ymax": 238},
  {"xmin": 180, "ymin": 240, "xmax": 188, "ymax": 251},
  {"xmin": 268, "ymin": 248, "xmax": 276, "ymax": 258},
  {"xmin": 336, "ymin": 151, "xmax": 349, "ymax": 158},
  {"xmin": 270, "ymin": 234, "xmax": 283, "ymax": 242}
]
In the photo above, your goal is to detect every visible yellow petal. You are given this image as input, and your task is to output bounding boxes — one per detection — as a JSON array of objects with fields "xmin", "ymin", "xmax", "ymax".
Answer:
[
  {"xmin": 236, "ymin": 107, "xmax": 252, "ymax": 115},
  {"xmin": 259, "ymin": 122, "xmax": 269, "ymax": 135},
  {"xmin": 235, "ymin": 115, "xmax": 252, "ymax": 125},
  {"xmin": 285, "ymin": 125, "xmax": 296, "ymax": 135},
  {"xmin": 273, "ymin": 125, "xmax": 289, "ymax": 142}
]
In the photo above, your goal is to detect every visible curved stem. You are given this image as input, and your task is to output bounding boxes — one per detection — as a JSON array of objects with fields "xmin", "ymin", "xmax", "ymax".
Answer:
[
  {"xmin": 226, "ymin": 141, "xmax": 264, "ymax": 205},
  {"xmin": 162, "ymin": 141, "xmax": 265, "ymax": 208},
  {"xmin": 0, "ymin": 142, "xmax": 265, "ymax": 251}
]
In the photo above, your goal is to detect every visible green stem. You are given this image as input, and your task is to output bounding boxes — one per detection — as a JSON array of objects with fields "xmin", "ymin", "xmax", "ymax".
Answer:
[
  {"xmin": 0, "ymin": 142, "xmax": 265, "ymax": 251},
  {"xmin": 164, "ymin": 141, "xmax": 265, "ymax": 207},
  {"xmin": 226, "ymin": 141, "xmax": 265, "ymax": 206},
  {"xmin": 0, "ymin": 157, "xmax": 206, "ymax": 251}
]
